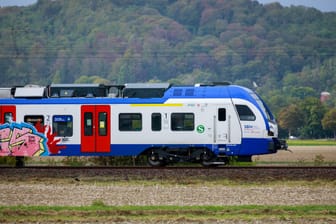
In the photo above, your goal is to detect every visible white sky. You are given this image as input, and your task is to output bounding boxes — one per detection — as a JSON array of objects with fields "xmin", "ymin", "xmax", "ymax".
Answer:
[
  {"xmin": 0, "ymin": 0, "xmax": 335, "ymax": 12},
  {"xmin": 257, "ymin": 0, "xmax": 336, "ymax": 12},
  {"xmin": 0, "ymin": 0, "xmax": 37, "ymax": 7}
]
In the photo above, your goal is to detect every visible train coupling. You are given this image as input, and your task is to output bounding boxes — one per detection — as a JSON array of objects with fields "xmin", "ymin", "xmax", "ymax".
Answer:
[
  {"xmin": 277, "ymin": 139, "xmax": 293, "ymax": 153},
  {"xmin": 279, "ymin": 139, "xmax": 288, "ymax": 150},
  {"xmin": 273, "ymin": 138, "xmax": 289, "ymax": 151}
]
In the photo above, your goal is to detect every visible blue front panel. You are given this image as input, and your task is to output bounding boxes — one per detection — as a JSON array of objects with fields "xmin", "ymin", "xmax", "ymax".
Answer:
[{"xmin": 238, "ymin": 138, "xmax": 275, "ymax": 156}]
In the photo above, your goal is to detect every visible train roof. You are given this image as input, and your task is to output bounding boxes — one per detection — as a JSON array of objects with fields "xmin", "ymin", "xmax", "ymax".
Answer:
[
  {"xmin": 164, "ymin": 84, "xmax": 253, "ymax": 99},
  {"xmin": 0, "ymin": 83, "xmax": 258, "ymax": 105},
  {"xmin": 0, "ymin": 88, "xmax": 12, "ymax": 98}
]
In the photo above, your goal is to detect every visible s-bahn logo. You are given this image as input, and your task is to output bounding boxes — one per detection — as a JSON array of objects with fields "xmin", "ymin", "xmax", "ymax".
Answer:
[{"xmin": 196, "ymin": 125, "xmax": 205, "ymax": 133}]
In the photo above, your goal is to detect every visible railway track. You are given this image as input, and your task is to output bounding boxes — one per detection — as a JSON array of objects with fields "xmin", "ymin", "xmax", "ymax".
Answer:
[{"xmin": 1, "ymin": 166, "xmax": 335, "ymax": 181}]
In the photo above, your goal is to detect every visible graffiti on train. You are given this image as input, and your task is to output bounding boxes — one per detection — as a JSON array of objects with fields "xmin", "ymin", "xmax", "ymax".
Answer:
[{"xmin": 0, "ymin": 122, "xmax": 47, "ymax": 156}]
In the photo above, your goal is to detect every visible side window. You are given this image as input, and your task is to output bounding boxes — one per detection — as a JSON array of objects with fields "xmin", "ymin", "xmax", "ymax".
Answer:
[
  {"xmin": 24, "ymin": 115, "xmax": 44, "ymax": 126},
  {"xmin": 218, "ymin": 108, "xmax": 226, "ymax": 121},
  {"xmin": 235, "ymin": 105, "xmax": 256, "ymax": 121},
  {"xmin": 151, "ymin": 113, "xmax": 161, "ymax": 131},
  {"xmin": 53, "ymin": 115, "xmax": 73, "ymax": 137},
  {"xmin": 4, "ymin": 112, "xmax": 13, "ymax": 123},
  {"xmin": 119, "ymin": 113, "xmax": 142, "ymax": 131},
  {"xmin": 98, "ymin": 112, "xmax": 107, "ymax": 136},
  {"xmin": 171, "ymin": 113, "xmax": 194, "ymax": 131},
  {"xmin": 84, "ymin": 112, "xmax": 93, "ymax": 136}
]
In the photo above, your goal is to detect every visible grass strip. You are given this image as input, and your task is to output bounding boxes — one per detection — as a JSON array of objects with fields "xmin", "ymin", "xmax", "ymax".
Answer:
[
  {"xmin": 288, "ymin": 139, "xmax": 336, "ymax": 146},
  {"xmin": 0, "ymin": 205, "xmax": 335, "ymax": 223}
]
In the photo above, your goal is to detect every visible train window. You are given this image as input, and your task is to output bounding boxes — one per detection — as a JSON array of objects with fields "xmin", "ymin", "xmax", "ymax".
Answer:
[
  {"xmin": 235, "ymin": 105, "xmax": 256, "ymax": 121},
  {"xmin": 84, "ymin": 112, "xmax": 93, "ymax": 136},
  {"xmin": 119, "ymin": 113, "xmax": 142, "ymax": 131},
  {"xmin": 4, "ymin": 113, "xmax": 13, "ymax": 123},
  {"xmin": 218, "ymin": 108, "xmax": 226, "ymax": 121},
  {"xmin": 24, "ymin": 115, "xmax": 44, "ymax": 126},
  {"xmin": 171, "ymin": 113, "xmax": 194, "ymax": 131},
  {"xmin": 151, "ymin": 113, "xmax": 161, "ymax": 131},
  {"xmin": 98, "ymin": 112, "xmax": 107, "ymax": 136},
  {"xmin": 53, "ymin": 115, "xmax": 73, "ymax": 137}
]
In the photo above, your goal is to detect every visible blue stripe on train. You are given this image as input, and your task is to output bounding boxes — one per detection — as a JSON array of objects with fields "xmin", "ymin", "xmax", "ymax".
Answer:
[{"xmin": 45, "ymin": 138, "xmax": 275, "ymax": 157}]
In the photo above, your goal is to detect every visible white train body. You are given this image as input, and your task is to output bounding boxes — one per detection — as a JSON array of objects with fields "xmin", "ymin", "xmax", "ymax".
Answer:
[{"xmin": 0, "ymin": 83, "xmax": 285, "ymax": 165}]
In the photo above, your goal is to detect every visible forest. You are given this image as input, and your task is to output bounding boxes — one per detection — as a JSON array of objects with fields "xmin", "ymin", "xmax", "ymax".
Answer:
[{"xmin": 0, "ymin": 0, "xmax": 336, "ymax": 138}]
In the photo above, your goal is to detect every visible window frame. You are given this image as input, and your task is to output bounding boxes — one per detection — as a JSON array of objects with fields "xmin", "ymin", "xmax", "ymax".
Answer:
[
  {"xmin": 83, "ymin": 112, "xmax": 93, "ymax": 136},
  {"xmin": 4, "ymin": 112, "xmax": 13, "ymax": 123},
  {"xmin": 235, "ymin": 104, "xmax": 256, "ymax": 121},
  {"xmin": 52, "ymin": 115, "xmax": 73, "ymax": 137},
  {"xmin": 218, "ymin": 108, "xmax": 226, "ymax": 121},
  {"xmin": 151, "ymin": 113, "xmax": 162, "ymax": 131},
  {"xmin": 98, "ymin": 112, "xmax": 108, "ymax": 136},
  {"xmin": 119, "ymin": 113, "xmax": 142, "ymax": 131},
  {"xmin": 171, "ymin": 113, "xmax": 195, "ymax": 131},
  {"xmin": 24, "ymin": 115, "xmax": 44, "ymax": 126}
]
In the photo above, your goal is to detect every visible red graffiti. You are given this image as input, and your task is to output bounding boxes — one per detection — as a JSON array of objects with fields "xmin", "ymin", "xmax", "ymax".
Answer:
[{"xmin": 34, "ymin": 121, "xmax": 66, "ymax": 155}]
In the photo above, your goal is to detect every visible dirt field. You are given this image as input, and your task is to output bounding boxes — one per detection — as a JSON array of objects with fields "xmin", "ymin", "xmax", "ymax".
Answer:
[
  {"xmin": 0, "ymin": 181, "xmax": 335, "ymax": 207},
  {"xmin": 254, "ymin": 146, "xmax": 336, "ymax": 163},
  {"xmin": 2, "ymin": 148, "xmax": 336, "ymax": 206},
  {"xmin": 1, "ymin": 146, "xmax": 336, "ymax": 223}
]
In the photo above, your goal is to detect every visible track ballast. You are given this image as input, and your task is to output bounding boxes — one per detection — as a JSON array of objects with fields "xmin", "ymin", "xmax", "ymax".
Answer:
[{"xmin": 1, "ymin": 166, "xmax": 335, "ymax": 181}]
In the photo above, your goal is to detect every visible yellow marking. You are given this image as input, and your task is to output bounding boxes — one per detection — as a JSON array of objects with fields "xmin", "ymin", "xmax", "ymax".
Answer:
[
  {"xmin": 131, "ymin": 103, "xmax": 183, "ymax": 107},
  {"xmin": 34, "ymin": 140, "xmax": 45, "ymax": 156}
]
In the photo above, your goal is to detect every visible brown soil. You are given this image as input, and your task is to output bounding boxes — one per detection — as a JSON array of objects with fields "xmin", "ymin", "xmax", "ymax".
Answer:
[
  {"xmin": 0, "ymin": 165, "xmax": 335, "ymax": 207},
  {"xmin": 255, "ymin": 146, "xmax": 336, "ymax": 163},
  {"xmin": 1, "ymin": 145, "xmax": 336, "ymax": 224},
  {"xmin": 0, "ymin": 181, "xmax": 335, "ymax": 207}
]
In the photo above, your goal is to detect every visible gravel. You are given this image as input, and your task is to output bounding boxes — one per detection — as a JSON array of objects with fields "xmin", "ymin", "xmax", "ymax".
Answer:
[
  {"xmin": 1, "ymin": 146, "xmax": 335, "ymax": 223},
  {"xmin": 0, "ymin": 181, "xmax": 335, "ymax": 206}
]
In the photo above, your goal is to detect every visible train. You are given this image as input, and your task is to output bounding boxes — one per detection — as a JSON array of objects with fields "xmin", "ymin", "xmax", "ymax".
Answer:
[{"xmin": 0, "ymin": 82, "xmax": 287, "ymax": 166}]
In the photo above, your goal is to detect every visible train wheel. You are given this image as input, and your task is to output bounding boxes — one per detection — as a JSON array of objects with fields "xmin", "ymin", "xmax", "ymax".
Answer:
[
  {"xmin": 147, "ymin": 152, "xmax": 166, "ymax": 167},
  {"xmin": 200, "ymin": 151, "xmax": 217, "ymax": 167},
  {"xmin": 237, "ymin": 156, "xmax": 252, "ymax": 162},
  {"xmin": 15, "ymin": 156, "xmax": 25, "ymax": 168}
]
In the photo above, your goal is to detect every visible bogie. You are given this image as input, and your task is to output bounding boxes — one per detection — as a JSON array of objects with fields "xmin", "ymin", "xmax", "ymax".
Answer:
[{"xmin": 145, "ymin": 146, "xmax": 224, "ymax": 167}]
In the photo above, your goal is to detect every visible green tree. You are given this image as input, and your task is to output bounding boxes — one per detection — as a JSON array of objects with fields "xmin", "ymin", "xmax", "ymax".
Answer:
[
  {"xmin": 75, "ymin": 75, "xmax": 110, "ymax": 84},
  {"xmin": 298, "ymin": 97, "xmax": 327, "ymax": 138},
  {"xmin": 52, "ymin": 70, "xmax": 62, "ymax": 84},
  {"xmin": 322, "ymin": 108, "xmax": 336, "ymax": 139},
  {"xmin": 168, "ymin": 69, "xmax": 217, "ymax": 85},
  {"xmin": 0, "ymin": 0, "xmax": 335, "ymax": 97},
  {"xmin": 277, "ymin": 104, "xmax": 305, "ymax": 137}
]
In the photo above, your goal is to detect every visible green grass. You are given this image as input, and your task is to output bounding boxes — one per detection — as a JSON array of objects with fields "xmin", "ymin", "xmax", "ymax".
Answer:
[
  {"xmin": 287, "ymin": 139, "xmax": 336, "ymax": 146},
  {"xmin": 78, "ymin": 178, "xmax": 336, "ymax": 188},
  {"xmin": 0, "ymin": 205, "xmax": 335, "ymax": 223}
]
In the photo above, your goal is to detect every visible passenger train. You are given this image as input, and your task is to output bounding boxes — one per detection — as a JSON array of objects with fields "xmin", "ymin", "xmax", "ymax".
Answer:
[{"xmin": 0, "ymin": 83, "xmax": 287, "ymax": 166}]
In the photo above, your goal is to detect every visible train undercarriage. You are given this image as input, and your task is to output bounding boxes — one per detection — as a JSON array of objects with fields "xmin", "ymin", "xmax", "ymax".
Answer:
[{"xmin": 145, "ymin": 147, "xmax": 231, "ymax": 167}]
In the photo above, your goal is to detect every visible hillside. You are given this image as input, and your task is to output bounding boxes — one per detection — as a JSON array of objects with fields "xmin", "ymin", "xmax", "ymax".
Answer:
[{"xmin": 0, "ymin": 0, "xmax": 336, "ymax": 109}]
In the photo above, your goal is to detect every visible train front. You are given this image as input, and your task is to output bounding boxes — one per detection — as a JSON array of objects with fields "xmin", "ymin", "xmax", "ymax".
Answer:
[
  {"xmin": 227, "ymin": 84, "xmax": 288, "ymax": 160},
  {"xmin": 249, "ymin": 89, "xmax": 288, "ymax": 152}
]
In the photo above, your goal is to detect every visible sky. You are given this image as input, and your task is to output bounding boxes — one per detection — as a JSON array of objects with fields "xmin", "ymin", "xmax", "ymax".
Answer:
[
  {"xmin": 0, "ymin": 0, "xmax": 37, "ymax": 7},
  {"xmin": 0, "ymin": 0, "xmax": 335, "ymax": 12},
  {"xmin": 257, "ymin": 0, "xmax": 336, "ymax": 12}
]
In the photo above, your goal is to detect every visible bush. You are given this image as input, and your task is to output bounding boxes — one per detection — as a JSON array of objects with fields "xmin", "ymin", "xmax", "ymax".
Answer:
[
  {"xmin": 89, "ymin": 156, "xmax": 147, "ymax": 166},
  {"xmin": 0, "ymin": 157, "xmax": 16, "ymax": 166}
]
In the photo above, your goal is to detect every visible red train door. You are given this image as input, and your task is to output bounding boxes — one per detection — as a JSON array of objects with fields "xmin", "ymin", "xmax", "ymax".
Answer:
[
  {"xmin": 81, "ymin": 105, "xmax": 111, "ymax": 153},
  {"xmin": 0, "ymin": 106, "xmax": 16, "ymax": 124}
]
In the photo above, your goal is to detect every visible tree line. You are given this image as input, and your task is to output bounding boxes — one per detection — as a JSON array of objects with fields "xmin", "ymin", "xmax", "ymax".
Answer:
[{"xmin": 0, "ymin": 0, "xmax": 336, "ymax": 138}]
